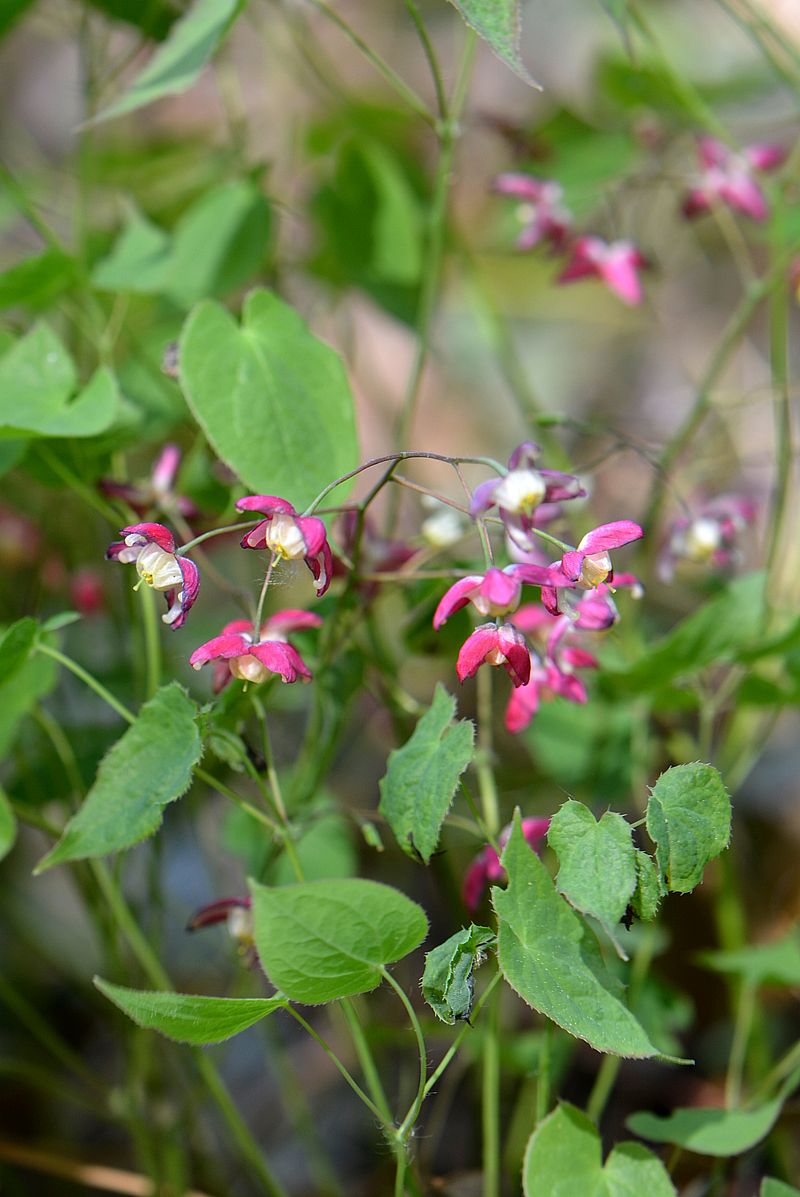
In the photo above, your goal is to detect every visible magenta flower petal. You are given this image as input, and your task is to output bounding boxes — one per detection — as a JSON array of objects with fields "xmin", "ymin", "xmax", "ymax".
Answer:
[
  {"xmin": 456, "ymin": 625, "xmax": 501, "ymax": 682},
  {"xmin": 306, "ymin": 536, "xmax": 333, "ymax": 597},
  {"xmin": 578, "ymin": 520, "xmax": 643, "ymax": 554},
  {"xmin": 189, "ymin": 632, "xmax": 251, "ymax": 669},
  {"xmin": 262, "ymin": 609, "xmax": 323, "ymax": 636},
  {"xmin": 520, "ymin": 817, "xmax": 551, "ymax": 852},
  {"xmin": 470, "ymin": 478, "xmax": 501, "ymax": 518},
  {"xmin": 496, "ymin": 624, "xmax": 532, "ymax": 687},
  {"xmin": 151, "ymin": 444, "xmax": 182, "ymax": 493},
  {"xmin": 559, "ymin": 550, "xmax": 584, "ymax": 582},
  {"xmin": 121, "ymin": 522, "xmax": 177, "ymax": 554},
  {"xmin": 697, "ymin": 136, "xmax": 729, "ymax": 169},
  {"xmin": 598, "ymin": 248, "xmax": 644, "ymax": 306},
  {"xmin": 719, "ymin": 174, "xmax": 769, "ymax": 221},
  {"xmin": 557, "ymin": 238, "xmax": 598, "ymax": 283},
  {"xmin": 744, "ymin": 142, "xmax": 786, "ymax": 172},
  {"xmin": 250, "ymin": 640, "xmax": 312, "ymax": 684},
  {"xmin": 539, "ymin": 469, "xmax": 586, "ymax": 502},
  {"xmin": 493, "ymin": 173, "xmax": 547, "ymax": 202},
  {"xmin": 235, "ymin": 495, "xmax": 297, "ymax": 516},
  {"xmin": 505, "ymin": 674, "xmax": 540, "ymax": 733}
]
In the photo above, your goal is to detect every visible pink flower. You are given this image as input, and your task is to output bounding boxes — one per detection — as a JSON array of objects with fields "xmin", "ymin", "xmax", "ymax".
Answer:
[
  {"xmin": 187, "ymin": 897, "xmax": 255, "ymax": 960},
  {"xmin": 493, "ymin": 174, "xmax": 572, "ymax": 252},
  {"xmin": 542, "ymin": 521, "xmax": 643, "ymax": 615},
  {"xmin": 658, "ymin": 495, "xmax": 756, "ymax": 582},
  {"xmin": 505, "ymin": 613, "xmax": 598, "ymax": 734},
  {"xmin": 471, "ymin": 442, "xmax": 584, "ymax": 523},
  {"xmin": 237, "ymin": 496, "xmax": 333, "ymax": 597},
  {"xmin": 463, "ymin": 817, "xmax": 550, "ymax": 911},
  {"xmin": 683, "ymin": 137, "xmax": 786, "ymax": 222},
  {"xmin": 456, "ymin": 622, "xmax": 531, "ymax": 688},
  {"xmin": 433, "ymin": 563, "xmax": 569, "ymax": 630},
  {"xmin": 189, "ymin": 610, "xmax": 322, "ymax": 689},
  {"xmin": 106, "ymin": 522, "xmax": 199, "ymax": 629},
  {"xmin": 558, "ymin": 237, "xmax": 647, "ymax": 306},
  {"xmin": 100, "ymin": 444, "xmax": 197, "ymax": 519}
]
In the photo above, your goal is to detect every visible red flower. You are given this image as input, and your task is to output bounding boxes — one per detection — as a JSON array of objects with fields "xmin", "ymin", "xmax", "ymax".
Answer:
[
  {"xmin": 106, "ymin": 522, "xmax": 199, "ymax": 629},
  {"xmin": 456, "ymin": 622, "xmax": 531, "ymax": 688},
  {"xmin": 237, "ymin": 496, "xmax": 333, "ymax": 597},
  {"xmin": 542, "ymin": 521, "xmax": 643, "ymax": 615},
  {"xmin": 683, "ymin": 137, "xmax": 786, "ymax": 222},
  {"xmin": 493, "ymin": 174, "xmax": 572, "ymax": 252},
  {"xmin": 558, "ymin": 237, "xmax": 647, "ymax": 306},
  {"xmin": 189, "ymin": 610, "xmax": 322, "ymax": 689}
]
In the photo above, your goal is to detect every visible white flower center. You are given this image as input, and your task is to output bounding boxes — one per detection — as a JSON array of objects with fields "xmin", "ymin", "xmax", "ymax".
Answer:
[
  {"xmin": 230, "ymin": 655, "xmax": 271, "ymax": 684},
  {"xmin": 135, "ymin": 542, "xmax": 183, "ymax": 591},
  {"xmin": 682, "ymin": 517, "xmax": 722, "ymax": 562},
  {"xmin": 264, "ymin": 514, "xmax": 306, "ymax": 560},
  {"xmin": 579, "ymin": 551, "xmax": 612, "ymax": 589},
  {"xmin": 494, "ymin": 469, "xmax": 546, "ymax": 515}
]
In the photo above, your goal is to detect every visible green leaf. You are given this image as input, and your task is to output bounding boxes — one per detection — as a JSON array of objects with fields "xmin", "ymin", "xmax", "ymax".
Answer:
[
  {"xmin": 165, "ymin": 180, "xmax": 272, "ymax": 307},
  {"xmin": 36, "ymin": 683, "xmax": 201, "ymax": 871},
  {"xmin": 95, "ymin": 977, "xmax": 286, "ymax": 1044},
  {"xmin": 523, "ymin": 1103, "xmax": 676, "ymax": 1197},
  {"xmin": 698, "ymin": 929, "xmax": 800, "ymax": 988},
  {"xmin": 762, "ymin": 1181, "xmax": 800, "ymax": 1197},
  {"xmin": 0, "ymin": 324, "xmax": 118, "ymax": 439},
  {"xmin": 0, "ymin": 618, "xmax": 38, "ymax": 684},
  {"xmin": 631, "ymin": 850, "xmax": 661, "ymax": 921},
  {"xmin": 627, "ymin": 1099, "xmax": 783, "ymax": 1157},
  {"xmin": 0, "ymin": 0, "xmax": 35, "ymax": 38},
  {"xmin": 608, "ymin": 574, "xmax": 765, "ymax": 694},
  {"xmin": 0, "ymin": 439, "xmax": 27, "ymax": 477},
  {"xmin": 645, "ymin": 764, "xmax": 731, "ymax": 894},
  {"xmin": 0, "ymin": 248, "xmax": 77, "ymax": 310},
  {"xmin": 91, "ymin": 0, "xmax": 243, "ymax": 123},
  {"xmin": 179, "ymin": 289, "xmax": 358, "ymax": 507},
  {"xmin": 493, "ymin": 814, "xmax": 660, "ymax": 1058},
  {"xmin": 0, "ymin": 653, "xmax": 56, "ymax": 761},
  {"xmin": 249, "ymin": 877, "xmax": 428, "ymax": 1004},
  {"xmin": 447, "ymin": 0, "xmax": 540, "ymax": 88},
  {"xmin": 92, "ymin": 211, "xmax": 172, "ymax": 293},
  {"xmin": 0, "ymin": 786, "xmax": 17, "ymax": 862},
  {"xmin": 85, "ymin": 0, "xmax": 180, "ymax": 41},
  {"xmin": 379, "ymin": 684, "xmax": 474, "ymax": 863},
  {"xmin": 271, "ymin": 810, "xmax": 356, "ymax": 885},
  {"xmin": 547, "ymin": 800, "xmax": 636, "ymax": 954},
  {"xmin": 422, "ymin": 924, "xmax": 495, "ymax": 1024},
  {"xmin": 93, "ymin": 183, "xmax": 272, "ymax": 308}
]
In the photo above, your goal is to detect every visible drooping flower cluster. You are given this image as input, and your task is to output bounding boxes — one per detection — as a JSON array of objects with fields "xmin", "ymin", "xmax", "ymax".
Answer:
[
  {"xmin": 432, "ymin": 444, "xmax": 643, "ymax": 728},
  {"xmin": 106, "ymin": 486, "xmax": 332, "ymax": 688}
]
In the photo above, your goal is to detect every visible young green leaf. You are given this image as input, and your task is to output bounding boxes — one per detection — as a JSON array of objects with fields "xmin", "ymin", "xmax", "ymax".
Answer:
[
  {"xmin": 627, "ymin": 1098, "xmax": 784, "ymax": 1156},
  {"xmin": 761, "ymin": 1180, "xmax": 800, "ymax": 1197},
  {"xmin": 92, "ymin": 212, "xmax": 173, "ymax": 294},
  {"xmin": 447, "ymin": 0, "xmax": 540, "ymax": 88},
  {"xmin": 422, "ymin": 924, "xmax": 495, "ymax": 1024},
  {"xmin": 91, "ymin": 0, "xmax": 243, "ymax": 123},
  {"xmin": 179, "ymin": 289, "xmax": 358, "ymax": 507},
  {"xmin": 0, "ymin": 324, "xmax": 118, "ymax": 439},
  {"xmin": 493, "ymin": 813, "xmax": 660, "ymax": 1058},
  {"xmin": 523, "ymin": 1103, "xmax": 676, "ymax": 1197},
  {"xmin": 547, "ymin": 799, "xmax": 636, "ymax": 954},
  {"xmin": 608, "ymin": 573, "xmax": 765, "ymax": 693},
  {"xmin": 0, "ymin": 248, "xmax": 77, "ymax": 310},
  {"xmin": 646, "ymin": 763, "xmax": 731, "ymax": 893},
  {"xmin": 631, "ymin": 849, "xmax": 662, "ymax": 921},
  {"xmin": 95, "ymin": 978, "xmax": 286, "ymax": 1044},
  {"xmin": 249, "ymin": 877, "xmax": 428, "ymax": 1004},
  {"xmin": 379, "ymin": 684, "xmax": 474, "ymax": 863},
  {"xmin": 36, "ymin": 683, "xmax": 201, "ymax": 872},
  {"xmin": 0, "ymin": 642, "xmax": 56, "ymax": 761},
  {"xmin": 698, "ymin": 929, "xmax": 800, "ymax": 988},
  {"xmin": 0, "ymin": 786, "xmax": 17, "ymax": 862}
]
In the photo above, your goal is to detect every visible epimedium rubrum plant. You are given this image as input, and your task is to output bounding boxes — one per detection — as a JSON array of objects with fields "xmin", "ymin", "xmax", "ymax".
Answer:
[{"xmin": 1, "ymin": 0, "xmax": 800, "ymax": 1194}]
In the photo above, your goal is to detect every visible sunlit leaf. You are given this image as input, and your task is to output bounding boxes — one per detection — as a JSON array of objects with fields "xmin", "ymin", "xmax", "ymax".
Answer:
[
  {"xmin": 250, "ymin": 877, "xmax": 428, "ymax": 1004},
  {"xmin": 95, "ymin": 978, "xmax": 286, "ymax": 1044}
]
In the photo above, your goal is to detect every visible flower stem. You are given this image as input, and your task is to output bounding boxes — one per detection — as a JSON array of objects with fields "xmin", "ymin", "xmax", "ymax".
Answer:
[
  {"xmin": 303, "ymin": 451, "xmax": 506, "ymax": 515},
  {"xmin": 386, "ymin": 969, "xmax": 428, "ymax": 1144},
  {"xmin": 481, "ymin": 981, "xmax": 501, "ymax": 1197},
  {"xmin": 476, "ymin": 666, "xmax": 500, "ymax": 837},
  {"xmin": 178, "ymin": 519, "xmax": 260, "ymax": 554},
  {"xmin": 285, "ymin": 1007, "xmax": 387, "ymax": 1126},
  {"xmin": 139, "ymin": 583, "xmax": 161, "ymax": 700}
]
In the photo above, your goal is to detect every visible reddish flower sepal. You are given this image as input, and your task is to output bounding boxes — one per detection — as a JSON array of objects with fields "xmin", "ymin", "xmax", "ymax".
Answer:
[
  {"xmin": 542, "ymin": 521, "xmax": 643, "ymax": 614},
  {"xmin": 456, "ymin": 622, "xmax": 531, "ymax": 688},
  {"xmin": 683, "ymin": 137, "xmax": 786, "ymax": 222},
  {"xmin": 434, "ymin": 564, "xmax": 572, "ymax": 629},
  {"xmin": 189, "ymin": 610, "xmax": 322, "ymax": 689},
  {"xmin": 106, "ymin": 522, "xmax": 199, "ymax": 629},
  {"xmin": 236, "ymin": 495, "xmax": 333, "ymax": 596},
  {"xmin": 463, "ymin": 817, "xmax": 550, "ymax": 911},
  {"xmin": 558, "ymin": 237, "xmax": 647, "ymax": 306}
]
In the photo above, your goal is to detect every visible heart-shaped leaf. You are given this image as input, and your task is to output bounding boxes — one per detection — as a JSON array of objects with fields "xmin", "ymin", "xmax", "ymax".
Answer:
[{"xmin": 646, "ymin": 763, "xmax": 730, "ymax": 893}]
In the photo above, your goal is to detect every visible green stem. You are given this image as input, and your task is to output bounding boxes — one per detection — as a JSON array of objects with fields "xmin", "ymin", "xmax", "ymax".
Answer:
[
  {"xmin": 403, "ymin": 0, "xmax": 448, "ymax": 119},
  {"xmin": 302, "ymin": 0, "xmax": 434, "ymax": 124},
  {"xmin": 423, "ymin": 970, "xmax": 502, "ymax": 1098},
  {"xmin": 481, "ymin": 981, "xmax": 501, "ymax": 1197},
  {"xmin": 139, "ymin": 584, "xmax": 161, "ymax": 700},
  {"xmin": 285, "ymin": 1007, "xmax": 386, "ymax": 1125},
  {"xmin": 765, "ymin": 272, "xmax": 793, "ymax": 608},
  {"xmin": 535, "ymin": 1021, "xmax": 551, "ymax": 1126},
  {"xmin": 476, "ymin": 666, "xmax": 500, "ymax": 836},
  {"xmin": 386, "ymin": 969, "xmax": 428, "ymax": 1144},
  {"xmin": 726, "ymin": 980, "xmax": 757, "ymax": 1108},
  {"xmin": 340, "ymin": 999, "xmax": 395, "ymax": 1126},
  {"xmin": 393, "ymin": 29, "xmax": 476, "ymax": 453},
  {"xmin": 36, "ymin": 643, "xmax": 135, "ymax": 724},
  {"xmin": 178, "ymin": 519, "xmax": 260, "ymax": 554},
  {"xmin": 303, "ymin": 451, "xmax": 506, "ymax": 515}
]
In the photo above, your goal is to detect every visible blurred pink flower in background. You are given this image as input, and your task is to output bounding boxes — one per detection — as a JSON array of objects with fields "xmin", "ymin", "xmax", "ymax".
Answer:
[
  {"xmin": 493, "ymin": 173, "xmax": 573, "ymax": 251},
  {"xmin": 558, "ymin": 237, "xmax": 647, "ymax": 306},
  {"xmin": 463, "ymin": 816, "xmax": 551, "ymax": 910},
  {"xmin": 683, "ymin": 136, "xmax": 786, "ymax": 222}
]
